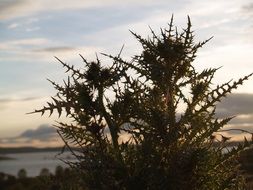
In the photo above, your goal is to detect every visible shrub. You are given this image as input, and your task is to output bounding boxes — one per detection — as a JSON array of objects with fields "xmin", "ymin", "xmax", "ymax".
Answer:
[
  {"xmin": 31, "ymin": 16, "xmax": 252, "ymax": 189},
  {"xmin": 17, "ymin": 169, "xmax": 27, "ymax": 179}
]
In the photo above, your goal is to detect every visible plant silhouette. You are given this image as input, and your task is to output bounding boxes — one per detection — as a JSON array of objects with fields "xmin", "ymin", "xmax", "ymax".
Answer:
[{"xmin": 31, "ymin": 16, "xmax": 253, "ymax": 189}]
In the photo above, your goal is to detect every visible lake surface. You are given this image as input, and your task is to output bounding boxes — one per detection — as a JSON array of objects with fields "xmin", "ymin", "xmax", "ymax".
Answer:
[
  {"xmin": 0, "ymin": 151, "xmax": 76, "ymax": 177},
  {"xmin": 0, "ymin": 147, "xmax": 236, "ymax": 177}
]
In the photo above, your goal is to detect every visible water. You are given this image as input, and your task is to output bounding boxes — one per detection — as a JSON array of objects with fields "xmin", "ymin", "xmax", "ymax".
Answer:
[
  {"xmin": 0, "ymin": 147, "xmax": 237, "ymax": 177},
  {"xmin": 0, "ymin": 151, "xmax": 76, "ymax": 177}
]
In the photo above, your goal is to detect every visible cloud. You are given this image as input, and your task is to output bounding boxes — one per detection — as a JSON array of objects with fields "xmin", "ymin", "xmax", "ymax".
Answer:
[
  {"xmin": 217, "ymin": 93, "xmax": 253, "ymax": 117},
  {"xmin": 0, "ymin": 0, "xmax": 155, "ymax": 20},
  {"xmin": 0, "ymin": 38, "xmax": 50, "ymax": 51},
  {"xmin": 0, "ymin": 95, "xmax": 68, "ymax": 140},
  {"xmin": 223, "ymin": 124, "xmax": 253, "ymax": 135},
  {"xmin": 0, "ymin": 37, "xmax": 101, "ymax": 62},
  {"xmin": 0, "ymin": 0, "xmax": 36, "ymax": 20},
  {"xmin": 0, "ymin": 97, "xmax": 40, "ymax": 111},
  {"xmin": 0, "ymin": 97, "xmax": 40, "ymax": 103},
  {"xmin": 0, "ymin": 124, "xmax": 60, "ymax": 147},
  {"xmin": 1, "ymin": 92, "xmax": 253, "ymax": 145},
  {"xmin": 20, "ymin": 124, "xmax": 56, "ymax": 140},
  {"xmin": 34, "ymin": 46, "xmax": 76, "ymax": 53},
  {"xmin": 215, "ymin": 93, "xmax": 253, "ymax": 137},
  {"xmin": 7, "ymin": 23, "xmax": 20, "ymax": 29},
  {"xmin": 242, "ymin": 3, "xmax": 253, "ymax": 15},
  {"xmin": 7, "ymin": 17, "xmax": 39, "ymax": 30},
  {"xmin": 25, "ymin": 26, "xmax": 40, "ymax": 32},
  {"xmin": 241, "ymin": 3, "xmax": 253, "ymax": 33},
  {"xmin": 32, "ymin": 46, "xmax": 102, "ymax": 62}
]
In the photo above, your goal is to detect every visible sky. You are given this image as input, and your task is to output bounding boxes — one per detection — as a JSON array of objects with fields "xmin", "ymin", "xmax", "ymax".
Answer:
[{"xmin": 0, "ymin": 0, "xmax": 253, "ymax": 147}]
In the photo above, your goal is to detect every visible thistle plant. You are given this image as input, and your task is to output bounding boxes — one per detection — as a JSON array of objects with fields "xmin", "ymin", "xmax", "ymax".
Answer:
[{"xmin": 31, "ymin": 16, "xmax": 252, "ymax": 189}]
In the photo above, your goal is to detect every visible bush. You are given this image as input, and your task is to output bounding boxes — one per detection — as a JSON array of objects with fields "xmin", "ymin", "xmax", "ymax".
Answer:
[
  {"xmin": 31, "ymin": 16, "xmax": 253, "ymax": 189},
  {"xmin": 39, "ymin": 168, "xmax": 50, "ymax": 177},
  {"xmin": 17, "ymin": 169, "xmax": 27, "ymax": 179}
]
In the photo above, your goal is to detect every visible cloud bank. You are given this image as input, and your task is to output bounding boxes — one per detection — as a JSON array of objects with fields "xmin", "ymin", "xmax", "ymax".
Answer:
[
  {"xmin": 19, "ymin": 124, "xmax": 56, "ymax": 140},
  {"xmin": 216, "ymin": 93, "xmax": 253, "ymax": 138},
  {"xmin": 0, "ymin": 124, "xmax": 61, "ymax": 147},
  {"xmin": 0, "ymin": 0, "xmax": 157, "ymax": 20}
]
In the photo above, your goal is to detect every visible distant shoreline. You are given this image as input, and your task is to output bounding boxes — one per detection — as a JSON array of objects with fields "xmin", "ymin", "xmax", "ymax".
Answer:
[
  {"xmin": 0, "ymin": 155, "xmax": 15, "ymax": 160},
  {"xmin": 0, "ymin": 141, "xmax": 248, "ymax": 154},
  {"xmin": 0, "ymin": 147, "xmax": 77, "ymax": 154}
]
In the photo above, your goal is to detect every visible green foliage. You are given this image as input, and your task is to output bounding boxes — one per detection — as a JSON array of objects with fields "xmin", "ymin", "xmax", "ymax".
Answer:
[{"xmin": 31, "ymin": 16, "xmax": 253, "ymax": 189}]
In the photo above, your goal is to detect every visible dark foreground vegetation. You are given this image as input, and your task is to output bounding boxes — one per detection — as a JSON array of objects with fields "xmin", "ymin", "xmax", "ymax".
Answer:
[
  {"xmin": 240, "ymin": 148, "xmax": 253, "ymax": 189},
  {"xmin": 0, "ymin": 166, "xmax": 85, "ymax": 190},
  {"xmin": 1, "ymin": 148, "xmax": 253, "ymax": 190},
  {"xmin": 29, "ymin": 16, "xmax": 253, "ymax": 189}
]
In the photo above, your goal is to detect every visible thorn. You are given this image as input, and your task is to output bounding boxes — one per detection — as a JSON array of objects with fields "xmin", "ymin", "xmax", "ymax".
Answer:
[
  {"xmin": 118, "ymin": 44, "xmax": 125, "ymax": 57},
  {"xmin": 187, "ymin": 15, "xmax": 192, "ymax": 27},
  {"xmin": 79, "ymin": 54, "xmax": 87, "ymax": 63}
]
